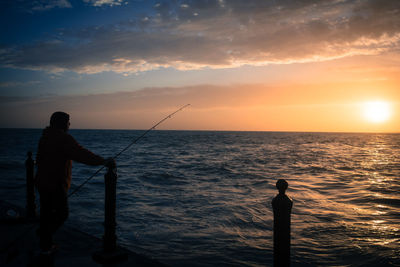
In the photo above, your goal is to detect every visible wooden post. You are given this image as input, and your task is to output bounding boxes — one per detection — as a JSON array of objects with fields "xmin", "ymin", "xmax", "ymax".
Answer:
[
  {"xmin": 25, "ymin": 151, "xmax": 36, "ymax": 218},
  {"xmin": 92, "ymin": 163, "xmax": 128, "ymax": 263},
  {"xmin": 272, "ymin": 179, "xmax": 293, "ymax": 267}
]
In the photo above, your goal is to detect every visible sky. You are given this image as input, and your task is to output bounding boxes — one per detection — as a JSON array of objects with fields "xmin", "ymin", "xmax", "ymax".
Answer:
[{"xmin": 0, "ymin": 0, "xmax": 399, "ymax": 132}]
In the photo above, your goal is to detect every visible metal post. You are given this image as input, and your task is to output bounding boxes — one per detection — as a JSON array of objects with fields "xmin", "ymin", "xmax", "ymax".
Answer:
[
  {"xmin": 92, "ymin": 163, "xmax": 128, "ymax": 263},
  {"xmin": 25, "ymin": 151, "xmax": 36, "ymax": 218},
  {"xmin": 272, "ymin": 179, "xmax": 293, "ymax": 267},
  {"xmin": 104, "ymin": 165, "xmax": 117, "ymax": 252}
]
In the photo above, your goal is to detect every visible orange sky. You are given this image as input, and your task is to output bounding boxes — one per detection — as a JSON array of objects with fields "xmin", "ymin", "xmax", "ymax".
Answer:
[
  {"xmin": 2, "ymin": 66, "xmax": 399, "ymax": 132},
  {"xmin": 1, "ymin": 1, "xmax": 400, "ymax": 132}
]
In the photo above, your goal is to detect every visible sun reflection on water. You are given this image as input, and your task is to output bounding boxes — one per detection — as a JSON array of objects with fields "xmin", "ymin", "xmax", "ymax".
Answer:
[{"xmin": 289, "ymin": 133, "xmax": 399, "ymax": 265}]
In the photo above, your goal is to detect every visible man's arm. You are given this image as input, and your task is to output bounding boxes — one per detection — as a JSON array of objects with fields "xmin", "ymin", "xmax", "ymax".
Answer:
[{"xmin": 64, "ymin": 134, "xmax": 105, "ymax": 166}]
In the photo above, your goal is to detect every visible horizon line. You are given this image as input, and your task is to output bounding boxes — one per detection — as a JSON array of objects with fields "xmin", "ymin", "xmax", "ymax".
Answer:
[{"xmin": 1, "ymin": 127, "xmax": 399, "ymax": 135}]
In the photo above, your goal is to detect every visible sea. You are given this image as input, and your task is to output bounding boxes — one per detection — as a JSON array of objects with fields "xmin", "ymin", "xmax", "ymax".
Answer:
[{"xmin": 0, "ymin": 129, "xmax": 399, "ymax": 266}]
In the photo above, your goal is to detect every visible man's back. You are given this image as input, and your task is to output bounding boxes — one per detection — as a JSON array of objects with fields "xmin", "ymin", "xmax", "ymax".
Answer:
[
  {"xmin": 35, "ymin": 127, "xmax": 104, "ymax": 192},
  {"xmin": 36, "ymin": 127, "xmax": 72, "ymax": 192}
]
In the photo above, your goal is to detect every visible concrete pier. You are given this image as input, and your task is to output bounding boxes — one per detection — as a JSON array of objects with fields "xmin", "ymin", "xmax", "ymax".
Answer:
[{"xmin": 0, "ymin": 200, "xmax": 167, "ymax": 267}]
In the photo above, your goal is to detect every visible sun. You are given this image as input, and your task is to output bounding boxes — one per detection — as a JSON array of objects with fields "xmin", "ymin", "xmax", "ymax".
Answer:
[{"xmin": 363, "ymin": 101, "xmax": 391, "ymax": 123}]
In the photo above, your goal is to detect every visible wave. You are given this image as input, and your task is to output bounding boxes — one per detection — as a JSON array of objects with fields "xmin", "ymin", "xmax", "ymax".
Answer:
[{"xmin": 1, "ymin": 129, "xmax": 400, "ymax": 266}]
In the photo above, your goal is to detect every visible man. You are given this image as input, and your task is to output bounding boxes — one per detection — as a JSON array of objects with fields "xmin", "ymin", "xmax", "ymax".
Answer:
[{"xmin": 35, "ymin": 111, "xmax": 113, "ymax": 254}]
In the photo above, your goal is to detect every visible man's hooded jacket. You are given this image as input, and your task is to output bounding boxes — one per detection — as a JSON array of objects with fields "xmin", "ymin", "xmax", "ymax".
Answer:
[{"xmin": 35, "ymin": 127, "xmax": 104, "ymax": 193}]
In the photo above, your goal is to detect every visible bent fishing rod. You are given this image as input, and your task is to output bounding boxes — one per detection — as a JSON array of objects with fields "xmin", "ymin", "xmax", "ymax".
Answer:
[
  {"xmin": 68, "ymin": 104, "xmax": 191, "ymax": 197},
  {"xmin": 3, "ymin": 106, "xmax": 191, "ymax": 255}
]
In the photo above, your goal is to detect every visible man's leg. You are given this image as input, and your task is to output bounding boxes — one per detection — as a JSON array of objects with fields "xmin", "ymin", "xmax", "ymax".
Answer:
[
  {"xmin": 50, "ymin": 188, "xmax": 69, "ymax": 235},
  {"xmin": 39, "ymin": 188, "xmax": 69, "ymax": 251},
  {"xmin": 39, "ymin": 191, "xmax": 53, "ymax": 251}
]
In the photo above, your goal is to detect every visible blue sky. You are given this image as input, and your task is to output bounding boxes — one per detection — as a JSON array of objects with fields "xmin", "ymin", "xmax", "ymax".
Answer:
[
  {"xmin": 1, "ymin": 0, "xmax": 400, "ymax": 131},
  {"xmin": 0, "ymin": 0, "xmax": 162, "ymax": 96},
  {"xmin": 0, "ymin": 0, "xmax": 322, "ymax": 96}
]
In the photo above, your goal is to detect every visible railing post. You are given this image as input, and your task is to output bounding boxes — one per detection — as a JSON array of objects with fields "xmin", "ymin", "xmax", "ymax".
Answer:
[
  {"xmin": 272, "ymin": 179, "xmax": 293, "ymax": 267},
  {"xmin": 25, "ymin": 151, "xmax": 36, "ymax": 218},
  {"xmin": 92, "ymin": 163, "xmax": 128, "ymax": 263},
  {"xmin": 104, "ymin": 164, "xmax": 117, "ymax": 252}
]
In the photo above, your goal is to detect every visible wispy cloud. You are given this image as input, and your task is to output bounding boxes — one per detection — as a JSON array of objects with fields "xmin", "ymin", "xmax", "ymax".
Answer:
[
  {"xmin": 83, "ymin": 0, "xmax": 124, "ymax": 7},
  {"xmin": 2, "ymin": 0, "xmax": 400, "ymax": 74},
  {"xmin": 16, "ymin": 0, "xmax": 72, "ymax": 12},
  {"xmin": 0, "ymin": 80, "xmax": 41, "ymax": 88}
]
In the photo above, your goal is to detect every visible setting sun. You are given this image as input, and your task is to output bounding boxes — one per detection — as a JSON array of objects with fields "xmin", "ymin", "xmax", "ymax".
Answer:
[{"xmin": 363, "ymin": 101, "xmax": 391, "ymax": 123}]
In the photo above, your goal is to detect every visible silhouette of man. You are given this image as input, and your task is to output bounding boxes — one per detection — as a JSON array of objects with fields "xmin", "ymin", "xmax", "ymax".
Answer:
[
  {"xmin": 272, "ymin": 179, "xmax": 293, "ymax": 267},
  {"xmin": 35, "ymin": 111, "xmax": 113, "ymax": 254}
]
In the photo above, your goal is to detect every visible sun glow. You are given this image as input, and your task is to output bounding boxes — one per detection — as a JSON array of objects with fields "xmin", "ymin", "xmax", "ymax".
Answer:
[{"xmin": 363, "ymin": 101, "xmax": 391, "ymax": 123}]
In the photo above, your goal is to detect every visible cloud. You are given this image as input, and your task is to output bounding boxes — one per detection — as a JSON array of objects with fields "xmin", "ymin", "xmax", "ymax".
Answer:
[
  {"xmin": 2, "ymin": 0, "xmax": 400, "ymax": 74},
  {"xmin": 16, "ymin": 0, "xmax": 72, "ymax": 11},
  {"xmin": 0, "ymin": 83, "xmax": 296, "ymax": 129},
  {"xmin": 83, "ymin": 0, "xmax": 124, "ymax": 7},
  {"xmin": 0, "ymin": 80, "xmax": 41, "ymax": 88},
  {"xmin": 2, "ymin": 82, "xmax": 399, "ymax": 131}
]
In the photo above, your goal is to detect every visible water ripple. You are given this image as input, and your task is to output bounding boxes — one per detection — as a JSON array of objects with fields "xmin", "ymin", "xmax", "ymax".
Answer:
[{"xmin": 1, "ymin": 130, "xmax": 399, "ymax": 266}]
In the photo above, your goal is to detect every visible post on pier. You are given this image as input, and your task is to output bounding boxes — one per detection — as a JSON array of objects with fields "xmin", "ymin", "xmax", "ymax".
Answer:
[
  {"xmin": 271, "ymin": 179, "xmax": 293, "ymax": 267},
  {"xmin": 92, "ymin": 162, "xmax": 128, "ymax": 263},
  {"xmin": 25, "ymin": 151, "xmax": 36, "ymax": 218}
]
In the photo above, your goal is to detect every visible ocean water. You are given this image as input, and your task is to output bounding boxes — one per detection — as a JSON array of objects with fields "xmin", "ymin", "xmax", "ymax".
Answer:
[{"xmin": 0, "ymin": 129, "xmax": 399, "ymax": 266}]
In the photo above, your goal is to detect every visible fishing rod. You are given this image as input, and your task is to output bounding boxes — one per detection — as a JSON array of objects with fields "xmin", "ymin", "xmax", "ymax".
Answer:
[
  {"xmin": 2, "ymin": 106, "xmax": 192, "ymax": 257},
  {"xmin": 68, "ymin": 104, "xmax": 191, "ymax": 197}
]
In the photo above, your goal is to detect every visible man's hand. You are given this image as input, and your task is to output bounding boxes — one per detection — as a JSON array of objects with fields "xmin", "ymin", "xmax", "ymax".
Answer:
[{"xmin": 104, "ymin": 157, "xmax": 116, "ymax": 168}]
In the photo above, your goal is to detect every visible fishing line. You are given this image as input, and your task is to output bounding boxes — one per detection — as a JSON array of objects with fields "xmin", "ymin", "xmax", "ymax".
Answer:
[{"xmin": 68, "ymin": 104, "xmax": 191, "ymax": 198}]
